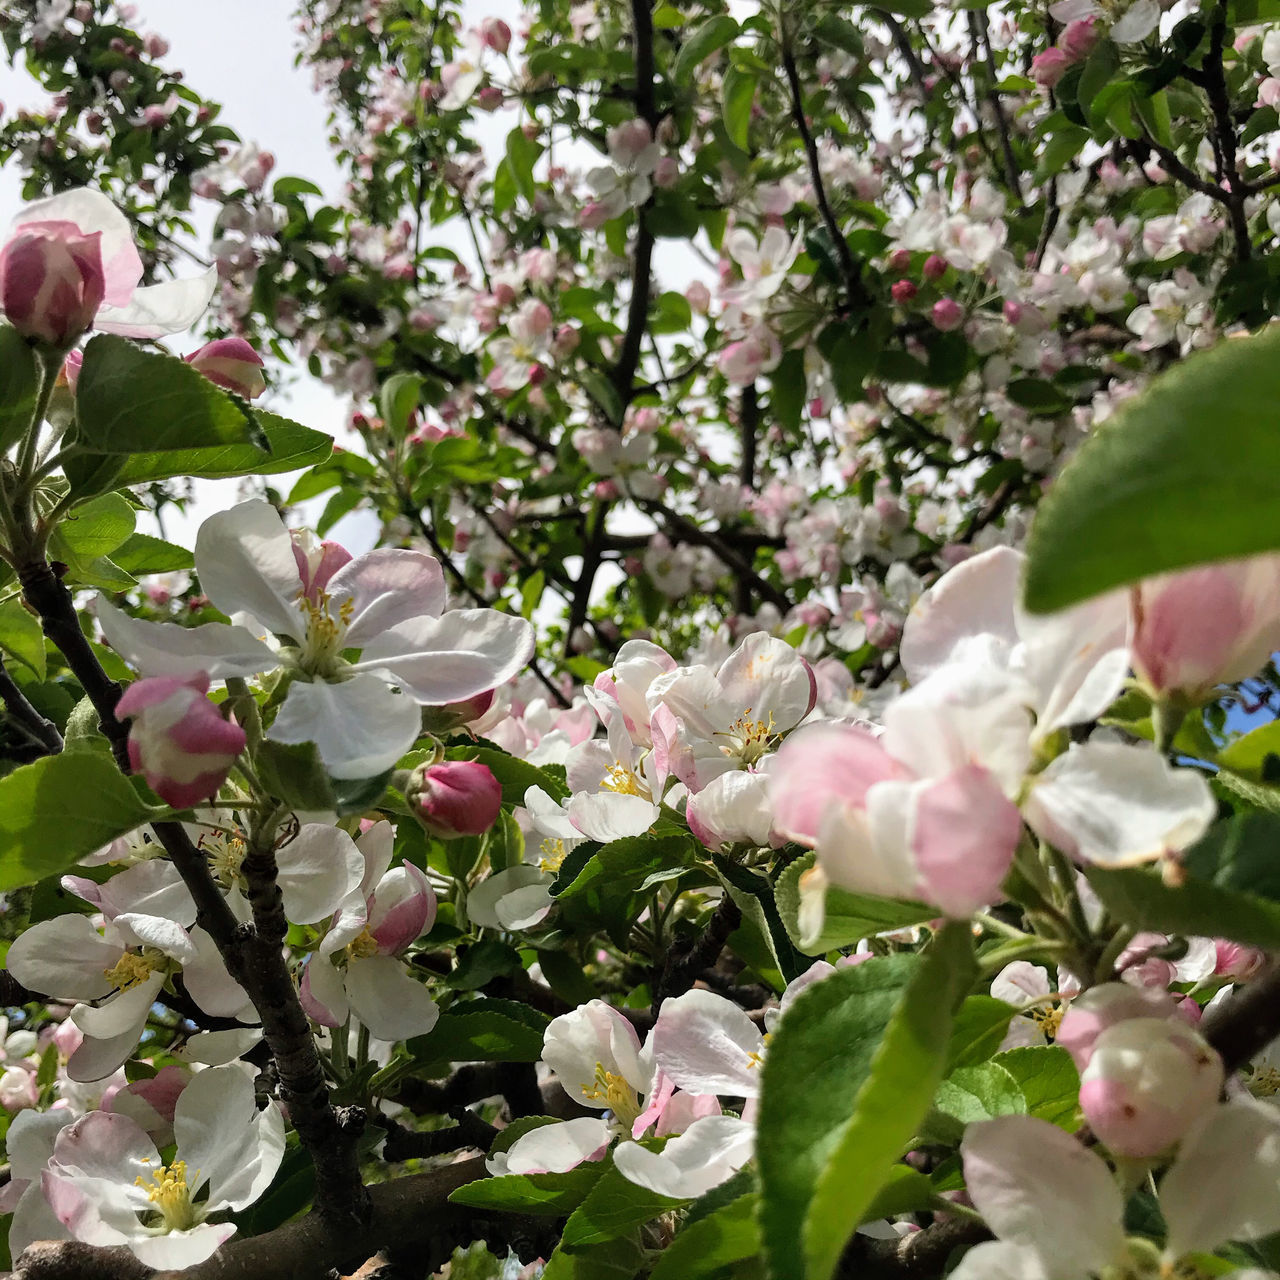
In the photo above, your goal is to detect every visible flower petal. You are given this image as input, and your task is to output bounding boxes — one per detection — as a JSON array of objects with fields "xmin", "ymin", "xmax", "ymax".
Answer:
[
  {"xmin": 6, "ymin": 915, "xmax": 118, "ymax": 1001},
  {"xmin": 345, "ymin": 954, "xmax": 439, "ymax": 1041},
  {"xmin": 329, "ymin": 549, "xmax": 447, "ymax": 646},
  {"xmin": 268, "ymin": 674, "xmax": 422, "ymax": 779},
  {"xmin": 613, "ymin": 1114, "xmax": 754, "ymax": 1199},
  {"xmin": 961, "ymin": 1115, "xmax": 1124, "ymax": 1277},
  {"xmin": 652, "ymin": 989, "xmax": 764, "ymax": 1098},
  {"xmin": 95, "ymin": 269, "xmax": 218, "ymax": 339},
  {"xmin": 96, "ymin": 597, "xmax": 277, "ymax": 680},
  {"xmin": 275, "ymin": 824, "xmax": 366, "ymax": 925},
  {"xmin": 355, "ymin": 608, "xmax": 535, "ymax": 704},
  {"xmin": 492, "ymin": 1116, "xmax": 612, "ymax": 1176}
]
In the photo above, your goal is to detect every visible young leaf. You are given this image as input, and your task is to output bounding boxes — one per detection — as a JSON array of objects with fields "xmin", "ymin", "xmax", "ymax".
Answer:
[
  {"xmin": 560, "ymin": 1156, "xmax": 686, "ymax": 1248},
  {"xmin": 0, "ymin": 325, "xmax": 40, "ymax": 455},
  {"xmin": 1024, "ymin": 324, "xmax": 1280, "ymax": 612},
  {"xmin": 75, "ymin": 334, "xmax": 262, "ymax": 453},
  {"xmin": 757, "ymin": 924, "xmax": 974, "ymax": 1280},
  {"xmin": 0, "ymin": 752, "xmax": 156, "ymax": 889},
  {"xmin": 671, "ymin": 14, "xmax": 739, "ymax": 85},
  {"xmin": 648, "ymin": 1192, "xmax": 762, "ymax": 1280},
  {"xmin": 449, "ymin": 1164, "xmax": 606, "ymax": 1216}
]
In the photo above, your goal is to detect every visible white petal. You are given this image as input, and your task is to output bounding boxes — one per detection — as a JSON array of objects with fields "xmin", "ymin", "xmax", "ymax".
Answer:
[
  {"xmin": 1110, "ymin": 0, "xmax": 1159, "ymax": 42},
  {"xmin": 355, "ymin": 608, "xmax": 534, "ymax": 704},
  {"xmin": 1162, "ymin": 1098, "xmax": 1280, "ymax": 1257},
  {"xmin": 275, "ymin": 824, "xmax": 366, "ymax": 924},
  {"xmin": 268, "ymin": 674, "xmax": 421, "ymax": 779},
  {"xmin": 179, "ymin": 1027, "xmax": 263, "ymax": 1066},
  {"xmin": 112, "ymin": 913, "xmax": 197, "ymax": 965},
  {"xmin": 329, "ymin": 549, "xmax": 446, "ymax": 646},
  {"xmin": 128, "ymin": 1223, "xmax": 237, "ymax": 1270},
  {"xmin": 652, "ymin": 989, "xmax": 764, "ymax": 1098},
  {"xmin": 613, "ymin": 1115, "xmax": 754, "ymax": 1199},
  {"xmin": 95, "ymin": 859, "xmax": 196, "ymax": 928},
  {"xmin": 69, "ymin": 971, "xmax": 163, "ymax": 1042},
  {"xmin": 6, "ymin": 916, "xmax": 118, "ymax": 1001},
  {"xmin": 97, "ymin": 596, "xmax": 276, "ymax": 679},
  {"xmin": 301, "ymin": 954, "xmax": 349, "ymax": 1025},
  {"xmin": 961, "ymin": 1115, "xmax": 1124, "ymax": 1277},
  {"xmin": 495, "ymin": 1116, "xmax": 613, "ymax": 1175},
  {"xmin": 467, "ymin": 865, "xmax": 555, "ymax": 930},
  {"xmin": 175, "ymin": 1064, "xmax": 286, "ymax": 1211},
  {"xmin": 716, "ymin": 633, "xmax": 815, "ymax": 731},
  {"xmin": 568, "ymin": 792, "xmax": 659, "ymax": 842},
  {"xmin": 194, "ymin": 500, "xmax": 304, "ymax": 641},
  {"xmin": 948, "ymin": 1241, "xmax": 1054, "ymax": 1280},
  {"xmin": 1024, "ymin": 742, "xmax": 1215, "ymax": 867},
  {"xmin": 7, "ymin": 1109, "xmax": 76, "ymax": 1181},
  {"xmin": 899, "ymin": 547, "xmax": 1022, "ymax": 683},
  {"xmin": 345, "ymin": 954, "xmax": 439, "ymax": 1041},
  {"xmin": 182, "ymin": 927, "xmax": 254, "ymax": 1019},
  {"xmin": 95, "ymin": 269, "xmax": 218, "ymax": 340}
]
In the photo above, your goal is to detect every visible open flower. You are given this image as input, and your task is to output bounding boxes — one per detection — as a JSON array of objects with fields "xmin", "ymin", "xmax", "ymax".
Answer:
[
  {"xmin": 97, "ymin": 500, "xmax": 535, "ymax": 779},
  {"xmin": 41, "ymin": 1066, "xmax": 284, "ymax": 1268}
]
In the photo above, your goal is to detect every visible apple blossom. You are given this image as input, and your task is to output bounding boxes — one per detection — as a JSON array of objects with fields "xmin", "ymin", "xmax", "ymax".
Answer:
[
  {"xmin": 96, "ymin": 499, "xmax": 534, "ymax": 779},
  {"xmin": 408, "ymin": 759, "xmax": 502, "ymax": 837},
  {"xmin": 41, "ymin": 1065, "xmax": 284, "ymax": 1267},
  {"xmin": 115, "ymin": 672, "xmax": 245, "ymax": 808},
  {"xmin": 183, "ymin": 336, "xmax": 266, "ymax": 398}
]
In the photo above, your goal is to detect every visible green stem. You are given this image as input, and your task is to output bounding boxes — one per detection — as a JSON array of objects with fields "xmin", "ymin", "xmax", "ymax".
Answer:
[
  {"xmin": 976, "ymin": 937, "xmax": 1071, "ymax": 978},
  {"xmin": 13, "ymin": 348, "xmax": 58, "ymax": 490},
  {"xmin": 973, "ymin": 911, "xmax": 1029, "ymax": 942},
  {"xmin": 1154, "ymin": 700, "xmax": 1188, "ymax": 755},
  {"xmin": 1094, "ymin": 924, "xmax": 1136, "ymax": 986}
]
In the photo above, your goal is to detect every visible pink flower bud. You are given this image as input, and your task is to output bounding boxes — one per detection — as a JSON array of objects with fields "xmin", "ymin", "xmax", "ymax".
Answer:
[
  {"xmin": 888, "ymin": 248, "xmax": 912, "ymax": 273},
  {"xmin": 479, "ymin": 16, "xmax": 512, "ymax": 52},
  {"xmin": 0, "ymin": 1065, "xmax": 37, "ymax": 1112},
  {"xmin": 553, "ymin": 323, "xmax": 580, "ymax": 356},
  {"xmin": 184, "ymin": 336, "xmax": 267, "ymax": 399},
  {"xmin": 931, "ymin": 297, "xmax": 964, "ymax": 331},
  {"xmin": 1031, "ymin": 47, "xmax": 1072, "ymax": 88},
  {"xmin": 653, "ymin": 156, "xmax": 680, "ymax": 189},
  {"xmin": 891, "ymin": 279, "xmax": 917, "ymax": 303},
  {"xmin": 1130, "ymin": 555, "xmax": 1280, "ymax": 704},
  {"xmin": 685, "ymin": 280, "xmax": 711, "ymax": 315},
  {"xmin": 923, "ymin": 254, "xmax": 948, "ymax": 282},
  {"xmin": 116, "ymin": 672, "xmax": 246, "ymax": 809},
  {"xmin": 1059, "ymin": 18, "xmax": 1099, "ymax": 61},
  {"xmin": 1056, "ymin": 982, "xmax": 1179, "ymax": 1071},
  {"xmin": 1078, "ymin": 1018, "xmax": 1223, "ymax": 1157},
  {"xmin": 0, "ymin": 220, "xmax": 105, "ymax": 346},
  {"xmin": 410, "ymin": 760, "xmax": 502, "ymax": 838}
]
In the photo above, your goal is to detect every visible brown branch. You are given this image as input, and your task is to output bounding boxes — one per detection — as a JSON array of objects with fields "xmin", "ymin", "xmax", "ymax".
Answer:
[
  {"xmin": 382, "ymin": 1109, "xmax": 499, "ymax": 1161},
  {"xmin": 780, "ymin": 39, "xmax": 869, "ymax": 311},
  {"xmin": 652, "ymin": 896, "xmax": 742, "ymax": 1015},
  {"xmin": 969, "ymin": 9, "xmax": 1023, "ymax": 208},
  {"xmin": 1201, "ymin": 960, "xmax": 1280, "ymax": 1073},
  {"xmin": 1201, "ymin": 3, "xmax": 1250, "ymax": 261},
  {"xmin": 735, "ymin": 383, "xmax": 760, "ymax": 615},
  {"xmin": 16, "ymin": 556, "xmax": 367, "ymax": 1229},
  {"xmin": 0, "ymin": 653, "xmax": 63, "ymax": 755}
]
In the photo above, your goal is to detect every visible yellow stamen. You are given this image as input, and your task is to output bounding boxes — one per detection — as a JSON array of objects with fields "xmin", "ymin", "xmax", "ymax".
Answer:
[
  {"xmin": 538, "ymin": 837, "xmax": 567, "ymax": 874},
  {"xmin": 202, "ymin": 832, "xmax": 248, "ymax": 890},
  {"xmin": 581, "ymin": 1062, "xmax": 640, "ymax": 1126},
  {"xmin": 719, "ymin": 707, "xmax": 777, "ymax": 765},
  {"xmin": 1028, "ymin": 1004, "xmax": 1064, "ymax": 1039},
  {"xmin": 1250, "ymin": 1064, "xmax": 1280, "ymax": 1098},
  {"xmin": 346, "ymin": 926, "xmax": 379, "ymax": 961},
  {"xmin": 601, "ymin": 762, "xmax": 647, "ymax": 798},
  {"xmin": 747, "ymin": 1031, "xmax": 772, "ymax": 1069},
  {"xmin": 135, "ymin": 1160, "xmax": 198, "ymax": 1232},
  {"xmin": 102, "ymin": 950, "xmax": 158, "ymax": 992}
]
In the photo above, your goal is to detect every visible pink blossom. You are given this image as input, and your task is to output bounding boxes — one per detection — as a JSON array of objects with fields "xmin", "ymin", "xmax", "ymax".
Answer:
[
  {"xmin": 931, "ymin": 297, "xmax": 964, "ymax": 331},
  {"xmin": 184, "ymin": 337, "xmax": 266, "ymax": 399},
  {"xmin": 1059, "ymin": 17, "xmax": 1100, "ymax": 60},
  {"xmin": 116, "ymin": 672, "xmax": 246, "ymax": 809},
  {"xmin": 0, "ymin": 218, "xmax": 105, "ymax": 347},
  {"xmin": 410, "ymin": 759, "xmax": 503, "ymax": 837},
  {"xmin": 479, "ymin": 16, "xmax": 511, "ymax": 52}
]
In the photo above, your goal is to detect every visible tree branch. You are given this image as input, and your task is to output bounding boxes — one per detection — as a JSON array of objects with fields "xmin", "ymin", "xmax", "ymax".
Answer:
[{"xmin": 0, "ymin": 653, "xmax": 63, "ymax": 755}]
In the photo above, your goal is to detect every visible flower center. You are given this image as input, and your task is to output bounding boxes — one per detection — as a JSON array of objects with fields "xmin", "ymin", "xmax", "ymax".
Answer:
[
  {"xmin": 298, "ymin": 589, "xmax": 355, "ymax": 676},
  {"xmin": 1028, "ymin": 1004, "xmax": 1064, "ymax": 1039},
  {"xmin": 346, "ymin": 926, "xmax": 380, "ymax": 961},
  {"xmin": 581, "ymin": 1062, "xmax": 640, "ymax": 1127},
  {"xmin": 136, "ymin": 1159, "xmax": 198, "ymax": 1232},
  {"xmin": 1250, "ymin": 1064, "xmax": 1280, "ymax": 1098},
  {"xmin": 202, "ymin": 832, "xmax": 248, "ymax": 890},
  {"xmin": 719, "ymin": 708, "xmax": 776, "ymax": 765},
  {"xmin": 601, "ymin": 762, "xmax": 649, "ymax": 799},
  {"xmin": 747, "ymin": 1031, "xmax": 772, "ymax": 1069},
  {"xmin": 102, "ymin": 949, "xmax": 160, "ymax": 992},
  {"xmin": 538, "ymin": 837, "xmax": 567, "ymax": 873}
]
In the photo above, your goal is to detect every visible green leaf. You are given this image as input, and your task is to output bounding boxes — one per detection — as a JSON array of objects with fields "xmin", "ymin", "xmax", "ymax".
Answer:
[
  {"xmin": 541, "ymin": 1236, "xmax": 643, "ymax": 1279},
  {"xmin": 1006, "ymin": 378, "xmax": 1070, "ymax": 417},
  {"xmin": 0, "ymin": 597, "xmax": 46, "ymax": 678},
  {"xmin": 577, "ymin": 369, "xmax": 625, "ymax": 427},
  {"xmin": 871, "ymin": 0, "xmax": 932, "ymax": 15},
  {"xmin": 0, "ymin": 325, "xmax": 40, "ymax": 455},
  {"xmin": 75, "ymin": 334, "xmax": 261, "ymax": 454},
  {"xmin": 775, "ymin": 852, "xmax": 934, "ymax": 951},
  {"xmin": 1086, "ymin": 816, "xmax": 1280, "ymax": 950},
  {"xmin": 409, "ymin": 998, "xmax": 549, "ymax": 1069},
  {"xmin": 449, "ymin": 1163, "xmax": 606, "ymax": 1215},
  {"xmin": 379, "ymin": 373, "xmax": 422, "ymax": 441},
  {"xmin": 505, "ymin": 128, "xmax": 543, "ymax": 205},
  {"xmin": 722, "ymin": 64, "xmax": 756, "ymax": 152},
  {"xmin": 946, "ymin": 995, "xmax": 1017, "ymax": 1070},
  {"xmin": 255, "ymin": 739, "xmax": 336, "ymax": 811},
  {"xmin": 920, "ymin": 1063, "xmax": 1026, "ymax": 1145},
  {"xmin": 713, "ymin": 854, "xmax": 810, "ymax": 983},
  {"xmin": 555, "ymin": 833, "xmax": 696, "ymax": 941},
  {"xmin": 758, "ymin": 925, "xmax": 974, "ymax": 1280},
  {"xmin": 1218, "ymin": 722, "xmax": 1280, "ymax": 782},
  {"xmin": 993, "ymin": 1046, "xmax": 1081, "ymax": 1131},
  {"xmin": 109, "ymin": 533, "xmax": 195, "ymax": 575},
  {"xmin": 465, "ymin": 746, "xmax": 568, "ymax": 804},
  {"xmin": 0, "ymin": 752, "xmax": 156, "ymax": 890},
  {"xmin": 561, "ymin": 1156, "xmax": 686, "ymax": 1248},
  {"xmin": 1024, "ymin": 325, "xmax": 1280, "ymax": 612},
  {"xmin": 48, "ymin": 493, "xmax": 137, "ymax": 588},
  {"xmin": 649, "ymin": 1193, "xmax": 761, "ymax": 1280},
  {"xmin": 671, "ymin": 14, "xmax": 738, "ymax": 84}
]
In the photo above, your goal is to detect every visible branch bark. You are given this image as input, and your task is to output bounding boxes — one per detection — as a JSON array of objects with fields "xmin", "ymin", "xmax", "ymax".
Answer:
[{"xmin": 0, "ymin": 652, "xmax": 63, "ymax": 755}]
